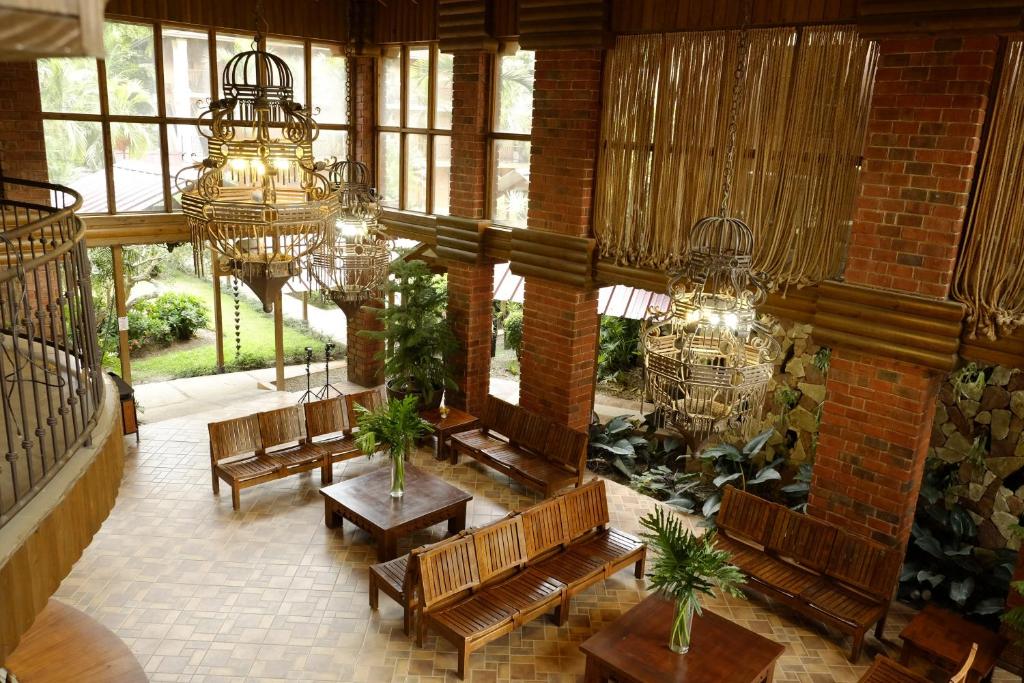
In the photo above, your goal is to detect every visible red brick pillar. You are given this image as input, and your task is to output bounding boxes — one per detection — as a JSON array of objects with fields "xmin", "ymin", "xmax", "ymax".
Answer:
[
  {"xmin": 443, "ymin": 52, "xmax": 494, "ymax": 415},
  {"xmin": 342, "ymin": 300, "xmax": 384, "ymax": 387},
  {"xmin": 353, "ymin": 55, "xmax": 375, "ymax": 175},
  {"xmin": 808, "ymin": 35, "xmax": 998, "ymax": 545},
  {"xmin": 518, "ymin": 50, "xmax": 602, "ymax": 431},
  {"xmin": 0, "ymin": 61, "xmax": 48, "ymax": 191}
]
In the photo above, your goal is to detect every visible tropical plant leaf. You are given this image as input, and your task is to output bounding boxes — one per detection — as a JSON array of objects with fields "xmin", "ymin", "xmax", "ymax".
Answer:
[
  {"xmin": 702, "ymin": 494, "xmax": 721, "ymax": 518},
  {"xmin": 613, "ymin": 457, "xmax": 634, "ymax": 477},
  {"xmin": 748, "ymin": 467, "xmax": 781, "ymax": 486},
  {"xmin": 916, "ymin": 570, "xmax": 945, "ymax": 588},
  {"xmin": 712, "ymin": 473, "xmax": 742, "ymax": 488},
  {"xmin": 950, "ymin": 577, "xmax": 975, "ymax": 605},
  {"xmin": 742, "ymin": 429, "xmax": 773, "ymax": 457}
]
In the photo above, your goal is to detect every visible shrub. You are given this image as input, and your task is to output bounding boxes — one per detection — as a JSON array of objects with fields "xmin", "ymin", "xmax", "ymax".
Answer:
[
  {"xmin": 125, "ymin": 307, "xmax": 172, "ymax": 350},
  {"xmin": 503, "ymin": 309, "xmax": 524, "ymax": 359},
  {"xmin": 124, "ymin": 292, "xmax": 208, "ymax": 350},
  {"xmin": 598, "ymin": 315, "xmax": 641, "ymax": 382}
]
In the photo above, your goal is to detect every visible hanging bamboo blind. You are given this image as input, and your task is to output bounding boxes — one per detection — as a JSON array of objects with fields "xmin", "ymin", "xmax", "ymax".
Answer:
[
  {"xmin": 593, "ymin": 26, "xmax": 878, "ymax": 290},
  {"xmin": 953, "ymin": 41, "xmax": 1024, "ymax": 340}
]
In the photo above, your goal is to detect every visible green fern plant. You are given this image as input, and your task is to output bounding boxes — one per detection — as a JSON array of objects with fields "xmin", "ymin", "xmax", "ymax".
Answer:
[
  {"xmin": 639, "ymin": 507, "xmax": 746, "ymax": 652},
  {"xmin": 355, "ymin": 396, "xmax": 434, "ymax": 494}
]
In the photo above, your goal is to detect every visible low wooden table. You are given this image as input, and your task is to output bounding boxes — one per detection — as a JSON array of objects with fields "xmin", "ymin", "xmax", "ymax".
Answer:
[
  {"xmin": 580, "ymin": 595, "xmax": 785, "ymax": 683},
  {"xmin": 899, "ymin": 604, "xmax": 1007, "ymax": 683},
  {"xmin": 420, "ymin": 407, "xmax": 479, "ymax": 460},
  {"xmin": 320, "ymin": 464, "xmax": 472, "ymax": 561}
]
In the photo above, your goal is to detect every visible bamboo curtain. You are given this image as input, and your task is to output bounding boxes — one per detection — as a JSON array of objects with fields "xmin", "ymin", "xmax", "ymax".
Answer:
[
  {"xmin": 593, "ymin": 26, "xmax": 878, "ymax": 290},
  {"xmin": 953, "ymin": 41, "xmax": 1024, "ymax": 340}
]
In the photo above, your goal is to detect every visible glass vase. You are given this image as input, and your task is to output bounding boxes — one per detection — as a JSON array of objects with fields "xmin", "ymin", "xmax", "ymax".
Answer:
[
  {"xmin": 390, "ymin": 454, "xmax": 405, "ymax": 498},
  {"xmin": 669, "ymin": 598, "xmax": 695, "ymax": 654}
]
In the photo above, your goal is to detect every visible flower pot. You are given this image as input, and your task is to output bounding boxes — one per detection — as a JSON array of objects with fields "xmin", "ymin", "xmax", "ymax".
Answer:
[
  {"xmin": 670, "ymin": 598, "xmax": 695, "ymax": 654},
  {"xmin": 390, "ymin": 456, "xmax": 405, "ymax": 498}
]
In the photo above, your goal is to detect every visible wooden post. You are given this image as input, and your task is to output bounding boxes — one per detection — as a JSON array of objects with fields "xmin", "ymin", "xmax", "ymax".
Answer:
[
  {"xmin": 110, "ymin": 245, "xmax": 132, "ymax": 384},
  {"xmin": 274, "ymin": 292, "xmax": 285, "ymax": 391},
  {"xmin": 211, "ymin": 249, "xmax": 225, "ymax": 373}
]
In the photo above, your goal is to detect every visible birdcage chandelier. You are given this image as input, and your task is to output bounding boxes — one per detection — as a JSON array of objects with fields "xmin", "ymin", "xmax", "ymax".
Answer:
[
  {"xmin": 178, "ymin": 28, "xmax": 338, "ymax": 313},
  {"xmin": 309, "ymin": 159, "xmax": 389, "ymax": 305},
  {"xmin": 641, "ymin": 0, "xmax": 779, "ymax": 444}
]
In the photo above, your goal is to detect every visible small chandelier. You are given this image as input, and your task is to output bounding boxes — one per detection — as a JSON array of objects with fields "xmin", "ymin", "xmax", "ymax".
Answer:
[
  {"xmin": 309, "ymin": 159, "xmax": 390, "ymax": 306},
  {"xmin": 179, "ymin": 20, "xmax": 338, "ymax": 312},
  {"xmin": 641, "ymin": 0, "xmax": 779, "ymax": 444}
]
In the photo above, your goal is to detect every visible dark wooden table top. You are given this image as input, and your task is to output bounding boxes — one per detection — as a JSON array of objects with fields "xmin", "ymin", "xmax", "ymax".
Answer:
[
  {"xmin": 420, "ymin": 406, "xmax": 479, "ymax": 430},
  {"xmin": 899, "ymin": 604, "xmax": 1006, "ymax": 675},
  {"xmin": 580, "ymin": 594, "xmax": 785, "ymax": 683},
  {"xmin": 319, "ymin": 464, "xmax": 472, "ymax": 531}
]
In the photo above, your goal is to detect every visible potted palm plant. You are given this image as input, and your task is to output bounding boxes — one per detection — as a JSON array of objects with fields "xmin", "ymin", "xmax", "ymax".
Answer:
[
  {"xmin": 639, "ymin": 506, "xmax": 746, "ymax": 654},
  {"xmin": 354, "ymin": 396, "xmax": 434, "ymax": 498},
  {"xmin": 363, "ymin": 259, "xmax": 459, "ymax": 409}
]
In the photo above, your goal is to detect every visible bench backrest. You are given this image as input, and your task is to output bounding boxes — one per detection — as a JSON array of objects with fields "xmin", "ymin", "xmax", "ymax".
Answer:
[
  {"xmin": 825, "ymin": 527, "xmax": 902, "ymax": 600},
  {"xmin": 345, "ymin": 387, "xmax": 386, "ymax": 427},
  {"xmin": 561, "ymin": 479, "xmax": 609, "ymax": 540},
  {"xmin": 418, "ymin": 535, "xmax": 480, "ymax": 610},
  {"xmin": 515, "ymin": 410, "xmax": 551, "ymax": 454},
  {"xmin": 304, "ymin": 397, "xmax": 350, "ymax": 439},
  {"xmin": 767, "ymin": 507, "xmax": 837, "ymax": 573},
  {"xmin": 472, "ymin": 515, "xmax": 528, "ymax": 584},
  {"xmin": 717, "ymin": 486, "xmax": 777, "ymax": 547},
  {"xmin": 257, "ymin": 405, "xmax": 307, "ymax": 450},
  {"xmin": 546, "ymin": 424, "xmax": 588, "ymax": 473},
  {"xmin": 208, "ymin": 414, "xmax": 263, "ymax": 461},
  {"xmin": 490, "ymin": 398, "xmax": 521, "ymax": 440},
  {"xmin": 521, "ymin": 496, "xmax": 570, "ymax": 561}
]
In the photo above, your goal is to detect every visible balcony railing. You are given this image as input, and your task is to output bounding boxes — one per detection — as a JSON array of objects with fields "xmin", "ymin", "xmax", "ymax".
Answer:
[{"xmin": 0, "ymin": 178, "xmax": 103, "ymax": 527}]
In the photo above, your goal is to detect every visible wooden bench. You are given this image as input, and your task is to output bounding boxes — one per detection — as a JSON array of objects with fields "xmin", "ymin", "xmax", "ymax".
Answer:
[
  {"xmin": 258, "ymin": 405, "xmax": 330, "ymax": 480},
  {"xmin": 208, "ymin": 414, "xmax": 281, "ymax": 511},
  {"xmin": 859, "ymin": 643, "xmax": 977, "ymax": 683},
  {"xmin": 449, "ymin": 396, "xmax": 588, "ymax": 496},
  {"xmin": 304, "ymin": 388, "xmax": 386, "ymax": 483},
  {"xmin": 406, "ymin": 479, "xmax": 644, "ymax": 679},
  {"xmin": 716, "ymin": 486, "xmax": 902, "ymax": 662}
]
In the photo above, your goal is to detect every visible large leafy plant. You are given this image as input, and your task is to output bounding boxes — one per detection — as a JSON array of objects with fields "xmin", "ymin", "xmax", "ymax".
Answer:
[
  {"xmin": 364, "ymin": 260, "xmax": 459, "ymax": 404},
  {"xmin": 355, "ymin": 396, "xmax": 435, "ymax": 461},
  {"xmin": 587, "ymin": 414, "xmax": 685, "ymax": 478},
  {"xmin": 695, "ymin": 429, "xmax": 781, "ymax": 517},
  {"xmin": 597, "ymin": 315, "xmax": 642, "ymax": 382}
]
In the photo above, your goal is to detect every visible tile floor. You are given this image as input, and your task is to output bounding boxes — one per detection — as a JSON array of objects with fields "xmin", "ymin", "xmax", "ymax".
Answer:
[{"xmin": 54, "ymin": 390, "xmax": 1015, "ymax": 682}]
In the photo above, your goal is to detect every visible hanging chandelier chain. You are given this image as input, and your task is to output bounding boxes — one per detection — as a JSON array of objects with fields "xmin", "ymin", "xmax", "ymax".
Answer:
[
  {"xmin": 344, "ymin": 0, "xmax": 359, "ymax": 163},
  {"xmin": 252, "ymin": 0, "xmax": 269, "ymax": 49},
  {"xmin": 719, "ymin": 0, "xmax": 752, "ymax": 217}
]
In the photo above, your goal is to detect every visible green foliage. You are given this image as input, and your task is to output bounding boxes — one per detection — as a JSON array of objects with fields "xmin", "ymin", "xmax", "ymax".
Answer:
[
  {"xmin": 355, "ymin": 396, "xmax": 435, "ymax": 461},
  {"xmin": 597, "ymin": 316, "xmax": 642, "ymax": 382},
  {"xmin": 587, "ymin": 414, "xmax": 686, "ymax": 479},
  {"xmin": 695, "ymin": 430, "xmax": 781, "ymax": 518},
  {"xmin": 364, "ymin": 260, "xmax": 459, "ymax": 403},
  {"xmin": 899, "ymin": 459, "xmax": 1016, "ymax": 621},
  {"xmin": 950, "ymin": 362, "xmax": 987, "ymax": 404},
  {"xmin": 811, "ymin": 346, "xmax": 832, "ymax": 374},
  {"xmin": 503, "ymin": 309, "xmax": 523, "ymax": 359},
  {"xmin": 629, "ymin": 466, "xmax": 701, "ymax": 505},
  {"xmin": 638, "ymin": 507, "xmax": 746, "ymax": 611},
  {"xmin": 780, "ymin": 463, "xmax": 813, "ymax": 512},
  {"xmin": 119, "ymin": 293, "xmax": 208, "ymax": 350},
  {"xmin": 775, "ymin": 387, "xmax": 800, "ymax": 411}
]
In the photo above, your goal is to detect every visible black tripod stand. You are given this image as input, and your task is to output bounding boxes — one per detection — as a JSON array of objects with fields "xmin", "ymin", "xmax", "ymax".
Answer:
[
  {"xmin": 316, "ymin": 342, "xmax": 342, "ymax": 399},
  {"xmin": 297, "ymin": 347, "xmax": 316, "ymax": 403}
]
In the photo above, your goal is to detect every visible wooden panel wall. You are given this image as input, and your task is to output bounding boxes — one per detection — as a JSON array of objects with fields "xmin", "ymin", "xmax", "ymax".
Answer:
[
  {"xmin": 105, "ymin": 0, "xmax": 346, "ymax": 41},
  {"xmin": 610, "ymin": 0, "xmax": 858, "ymax": 33},
  {"xmin": 373, "ymin": 0, "xmax": 437, "ymax": 44}
]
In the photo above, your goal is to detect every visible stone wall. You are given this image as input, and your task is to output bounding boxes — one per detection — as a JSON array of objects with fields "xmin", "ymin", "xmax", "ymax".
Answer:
[
  {"xmin": 930, "ymin": 362, "xmax": 1024, "ymax": 551},
  {"xmin": 763, "ymin": 320, "xmax": 829, "ymax": 466}
]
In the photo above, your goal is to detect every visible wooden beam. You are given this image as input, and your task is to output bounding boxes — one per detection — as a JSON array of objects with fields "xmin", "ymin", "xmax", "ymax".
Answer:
[
  {"xmin": 274, "ymin": 293, "xmax": 285, "ymax": 391},
  {"xmin": 110, "ymin": 245, "xmax": 131, "ymax": 384},
  {"xmin": 82, "ymin": 212, "xmax": 190, "ymax": 247},
  {"xmin": 211, "ymin": 248, "xmax": 225, "ymax": 374}
]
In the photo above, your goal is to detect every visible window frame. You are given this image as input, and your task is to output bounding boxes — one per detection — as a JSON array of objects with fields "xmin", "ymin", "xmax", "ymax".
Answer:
[
  {"xmin": 38, "ymin": 18, "xmax": 352, "ymax": 216},
  {"xmin": 486, "ymin": 43, "xmax": 534, "ymax": 229},
  {"xmin": 375, "ymin": 43, "xmax": 452, "ymax": 215}
]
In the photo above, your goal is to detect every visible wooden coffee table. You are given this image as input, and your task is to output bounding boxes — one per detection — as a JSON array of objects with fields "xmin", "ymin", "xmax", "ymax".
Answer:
[
  {"xmin": 320, "ymin": 464, "xmax": 472, "ymax": 561},
  {"xmin": 420, "ymin": 406, "xmax": 479, "ymax": 460},
  {"xmin": 899, "ymin": 604, "xmax": 1006, "ymax": 683},
  {"xmin": 580, "ymin": 595, "xmax": 785, "ymax": 683}
]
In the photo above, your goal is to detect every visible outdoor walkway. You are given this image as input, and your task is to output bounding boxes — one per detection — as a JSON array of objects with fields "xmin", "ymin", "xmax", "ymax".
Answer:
[{"xmin": 50, "ymin": 388, "xmax": 993, "ymax": 682}]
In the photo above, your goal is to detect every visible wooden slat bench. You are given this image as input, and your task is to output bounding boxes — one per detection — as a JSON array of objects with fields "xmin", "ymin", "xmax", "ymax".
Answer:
[
  {"xmin": 859, "ymin": 643, "xmax": 977, "ymax": 683},
  {"xmin": 717, "ymin": 486, "xmax": 902, "ymax": 662},
  {"xmin": 208, "ymin": 414, "xmax": 281, "ymax": 511},
  {"xmin": 449, "ymin": 396, "xmax": 587, "ymax": 496},
  {"xmin": 303, "ymin": 387, "xmax": 386, "ymax": 483},
  {"xmin": 258, "ymin": 405, "xmax": 329, "ymax": 479},
  {"xmin": 405, "ymin": 478, "xmax": 644, "ymax": 679}
]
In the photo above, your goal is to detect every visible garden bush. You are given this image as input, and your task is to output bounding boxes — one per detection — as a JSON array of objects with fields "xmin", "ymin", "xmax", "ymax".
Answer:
[
  {"xmin": 125, "ymin": 292, "xmax": 209, "ymax": 350},
  {"xmin": 503, "ymin": 309, "xmax": 523, "ymax": 359},
  {"xmin": 597, "ymin": 315, "xmax": 641, "ymax": 382}
]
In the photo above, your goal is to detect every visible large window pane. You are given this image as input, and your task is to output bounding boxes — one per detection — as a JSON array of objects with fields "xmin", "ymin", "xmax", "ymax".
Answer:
[
  {"xmin": 267, "ymin": 38, "xmax": 306, "ymax": 103},
  {"xmin": 432, "ymin": 135, "xmax": 451, "ymax": 216},
  {"xmin": 215, "ymin": 33, "xmax": 252, "ymax": 98},
  {"xmin": 37, "ymin": 58, "xmax": 100, "ymax": 114},
  {"xmin": 168, "ymin": 123, "xmax": 209, "ymax": 210},
  {"xmin": 378, "ymin": 132, "xmax": 400, "ymax": 208},
  {"xmin": 434, "ymin": 51, "xmax": 454, "ymax": 130},
  {"xmin": 43, "ymin": 120, "xmax": 107, "ymax": 213},
  {"xmin": 379, "ymin": 52, "xmax": 401, "ymax": 127},
  {"xmin": 162, "ymin": 26, "xmax": 210, "ymax": 118},
  {"xmin": 104, "ymin": 21, "xmax": 158, "ymax": 117},
  {"xmin": 495, "ymin": 51, "xmax": 535, "ymax": 135},
  {"xmin": 311, "ymin": 45, "xmax": 347, "ymax": 124},
  {"xmin": 313, "ymin": 129, "xmax": 349, "ymax": 164},
  {"xmin": 492, "ymin": 139, "xmax": 531, "ymax": 228},
  {"xmin": 406, "ymin": 47, "xmax": 429, "ymax": 129},
  {"xmin": 404, "ymin": 134, "xmax": 427, "ymax": 213},
  {"xmin": 111, "ymin": 123, "xmax": 162, "ymax": 212}
]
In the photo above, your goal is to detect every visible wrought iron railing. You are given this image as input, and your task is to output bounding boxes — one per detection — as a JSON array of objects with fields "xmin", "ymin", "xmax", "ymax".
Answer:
[{"xmin": 0, "ymin": 178, "xmax": 103, "ymax": 528}]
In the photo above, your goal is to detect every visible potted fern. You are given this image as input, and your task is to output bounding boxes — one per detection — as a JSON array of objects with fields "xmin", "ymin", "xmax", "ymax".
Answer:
[
  {"xmin": 355, "ymin": 396, "xmax": 434, "ymax": 498},
  {"xmin": 639, "ymin": 506, "xmax": 746, "ymax": 654}
]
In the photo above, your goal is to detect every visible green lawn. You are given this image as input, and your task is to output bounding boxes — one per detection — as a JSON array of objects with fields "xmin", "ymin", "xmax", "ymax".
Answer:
[{"xmin": 122, "ymin": 275, "xmax": 345, "ymax": 384}]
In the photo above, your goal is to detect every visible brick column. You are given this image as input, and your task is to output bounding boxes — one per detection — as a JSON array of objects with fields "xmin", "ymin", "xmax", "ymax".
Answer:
[
  {"xmin": 518, "ymin": 49, "xmax": 602, "ymax": 431},
  {"xmin": 353, "ymin": 55, "xmax": 375, "ymax": 175},
  {"xmin": 443, "ymin": 52, "xmax": 494, "ymax": 415},
  {"xmin": 808, "ymin": 35, "xmax": 998, "ymax": 545},
  {"xmin": 0, "ymin": 61, "xmax": 47, "ymax": 193},
  {"xmin": 341, "ymin": 300, "xmax": 384, "ymax": 387}
]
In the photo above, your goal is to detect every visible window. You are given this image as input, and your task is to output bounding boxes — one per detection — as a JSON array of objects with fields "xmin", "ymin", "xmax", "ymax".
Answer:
[
  {"xmin": 376, "ymin": 45, "xmax": 453, "ymax": 214},
  {"xmin": 490, "ymin": 48, "xmax": 535, "ymax": 228},
  {"xmin": 37, "ymin": 21, "xmax": 350, "ymax": 215}
]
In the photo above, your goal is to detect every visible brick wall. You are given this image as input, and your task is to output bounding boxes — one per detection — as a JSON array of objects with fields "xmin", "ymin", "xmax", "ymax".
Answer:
[
  {"xmin": 518, "ymin": 49, "xmax": 602, "ymax": 431},
  {"xmin": 353, "ymin": 56, "xmax": 375, "ymax": 176},
  {"xmin": 446, "ymin": 262, "xmax": 492, "ymax": 415},
  {"xmin": 450, "ymin": 52, "xmax": 490, "ymax": 220},
  {"xmin": 343, "ymin": 300, "xmax": 384, "ymax": 387},
  {"xmin": 845, "ymin": 36, "xmax": 998, "ymax": 299},
  {"xmin": 810, "ymin": 35, "xmax": 999, "ymax": 546},
  {"xmin": 0, "ymin": 60, "xmax": 48, "ymax": 200}
]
